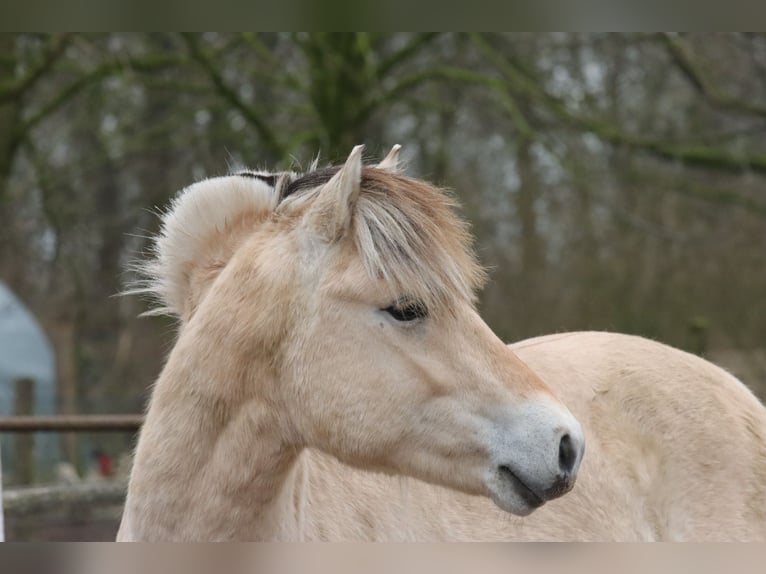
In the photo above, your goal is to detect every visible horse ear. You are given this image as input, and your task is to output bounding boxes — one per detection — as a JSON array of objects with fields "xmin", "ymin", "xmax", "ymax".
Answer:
[
  {"xmin": 307, "ymin": 145, "xmax": 364, "ymax": 241},
  {"xmin": 376, "ymin": 144, "xmax": 402, "ymax": 172}
]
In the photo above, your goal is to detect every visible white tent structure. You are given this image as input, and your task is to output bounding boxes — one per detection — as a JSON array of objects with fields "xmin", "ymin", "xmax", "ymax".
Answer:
[
  {"xmin": 0, "ymin": 282, "xmax": 56, "ymax": 518},
  {"xmin": 0, "ymin": 282, "xmax": 55, "ymax": 414},
  {"xmin": 1, "ymin": 444, "xmax": 3, "ymax": 541}
]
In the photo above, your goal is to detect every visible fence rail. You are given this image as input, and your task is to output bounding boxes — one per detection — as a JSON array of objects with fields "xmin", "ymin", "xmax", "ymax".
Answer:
[
  {"xmin": 0, "ymin": 415, "xmax": 143, "ymax": 432},
  {"xmin": 0, "ymin": 415, "xmax": 140, "ymax": 541},
  {"xmin": 2, "ymin": 480, "xmax": 128, "ymax": 517}
]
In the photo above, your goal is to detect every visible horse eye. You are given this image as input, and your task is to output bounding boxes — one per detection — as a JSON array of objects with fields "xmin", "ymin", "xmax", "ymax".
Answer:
[{"xmin": 383, "ymin": 300, "xmax": 428, "ymax": 322}]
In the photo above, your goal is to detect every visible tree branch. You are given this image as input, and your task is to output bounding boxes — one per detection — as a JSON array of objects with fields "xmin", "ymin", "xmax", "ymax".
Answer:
[
  {"xmin": 659, "ymin": 33, "xmax": 766, "ymax": 119},
  {"xmin": 181, "ymin": 33, "xmax": 285, "ymax": 158},
  {"xmin": 472, "ymin": 33, "xmax": 766, "ymax": 175},
  {"xmin": 0, "ymin": 34, "xmax": 72, "ymax": 103},
  {"xmin": 241, "ymin": 33, "xmax": 306, "ymax": 91},
  {"xmin": 16, "ymin": 53, "xmax": 182, "ymax": 142},
  {"xmin": 377, "ymin": 33, "xmax": 441, "ymax": 78},
  {"xmin": 353, "ymin": 65, "xmax": 532, "ymax": 138}
]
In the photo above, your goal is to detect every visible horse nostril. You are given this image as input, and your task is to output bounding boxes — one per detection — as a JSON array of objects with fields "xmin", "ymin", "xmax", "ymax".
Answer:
[{"xmin": 558, "ymin": 433, "xmax": 577, "ymax": 475}]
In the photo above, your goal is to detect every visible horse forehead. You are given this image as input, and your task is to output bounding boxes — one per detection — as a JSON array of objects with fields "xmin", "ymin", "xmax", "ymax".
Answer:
[{"xmin": 316, "ymin": 253, "xmax": 382, "ymax": 295}]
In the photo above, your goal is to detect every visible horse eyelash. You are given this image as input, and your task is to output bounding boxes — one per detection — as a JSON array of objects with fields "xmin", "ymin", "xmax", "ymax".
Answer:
[{"xmin": 383, "ymin": 300, "xmax": 429, "ymax": 322}]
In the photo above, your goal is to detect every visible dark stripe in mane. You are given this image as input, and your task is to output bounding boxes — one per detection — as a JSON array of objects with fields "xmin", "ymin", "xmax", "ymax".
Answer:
[
  {"xmin": 237, "ymin": 172, "xmax": 278, "ymax": 187},
  {"xmin": 283, "ymin": 166, "xmax": 342, "ymax": 200}
]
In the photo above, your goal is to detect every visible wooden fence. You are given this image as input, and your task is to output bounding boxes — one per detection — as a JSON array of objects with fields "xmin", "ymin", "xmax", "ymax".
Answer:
[
  {"xmin": 0, "ymin": 385, "xmax": 143, "ymax": 542},
  {"xmin": 0, "ymin": 415, "xmax": 144, "ymax": 432}
]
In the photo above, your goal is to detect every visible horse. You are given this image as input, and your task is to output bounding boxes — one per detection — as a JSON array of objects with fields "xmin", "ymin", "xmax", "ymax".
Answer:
[{"xmin": 118, "ymin": 145, "xmax": 766, "ymax": 541}]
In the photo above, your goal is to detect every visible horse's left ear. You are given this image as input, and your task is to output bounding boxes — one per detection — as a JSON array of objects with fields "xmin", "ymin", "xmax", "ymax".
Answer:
[
  {"xmin": 307, "ymin": 145, "xmax": 364, "ymax": 242},
  {"xmin": 377, "ymin": 144, "xmax": 402, "ymax": 172}
]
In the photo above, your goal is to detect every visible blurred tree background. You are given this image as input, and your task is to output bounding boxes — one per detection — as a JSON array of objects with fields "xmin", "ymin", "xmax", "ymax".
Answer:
[{"xmin": 1, "ymin": 33, "xmax": 765, "ymax": 470}]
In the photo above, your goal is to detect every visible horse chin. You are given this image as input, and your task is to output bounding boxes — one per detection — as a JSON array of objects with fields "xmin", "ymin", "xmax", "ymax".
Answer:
[{"xmin": 485, "ymin": 468, "xmax": 547, "ymax": 517}]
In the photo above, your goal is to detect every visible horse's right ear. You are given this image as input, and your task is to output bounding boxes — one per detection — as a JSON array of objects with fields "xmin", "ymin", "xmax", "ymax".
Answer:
[{"xmin": 306, "ymin": 145, "xmax": 364, "ymax": 242}]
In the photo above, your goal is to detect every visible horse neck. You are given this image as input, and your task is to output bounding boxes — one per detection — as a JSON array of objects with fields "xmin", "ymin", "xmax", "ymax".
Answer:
[{"xmin": 119, "ymin": 324, "xmax": 303, "ymax": 541}]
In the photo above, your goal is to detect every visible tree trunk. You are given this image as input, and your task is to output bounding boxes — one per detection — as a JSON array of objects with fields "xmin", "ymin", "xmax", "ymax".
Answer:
[
  {"xmin": 47, "ymin": 318, "xmax": 80, "ymax": 470},
  {"xmin": 0, "ymin": 35, "xmax": 23, "ymax": 293},
  {"xmin": 515, "ymin": 139, "xmax": 544, "ymax": 275}
]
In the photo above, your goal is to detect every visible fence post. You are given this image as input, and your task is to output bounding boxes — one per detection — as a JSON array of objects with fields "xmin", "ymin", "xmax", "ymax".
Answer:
[{"xmin": 14, "ymin": 378, "xmax": 35, "ymax": 485}]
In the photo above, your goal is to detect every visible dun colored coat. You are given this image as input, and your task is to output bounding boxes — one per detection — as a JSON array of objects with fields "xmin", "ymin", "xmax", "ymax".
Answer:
[{"xmin": 118, "ymin": 146, "xmax": 766, "ymax": 541}]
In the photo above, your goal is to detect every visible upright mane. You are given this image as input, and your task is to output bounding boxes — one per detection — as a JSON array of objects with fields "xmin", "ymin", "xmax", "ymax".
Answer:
[{"xmin": 130, "ymin": 154, "xmax": 486, "ymax": 319}]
